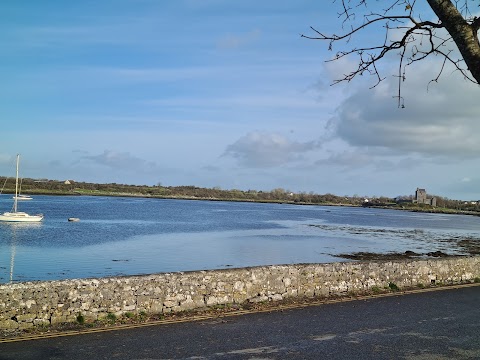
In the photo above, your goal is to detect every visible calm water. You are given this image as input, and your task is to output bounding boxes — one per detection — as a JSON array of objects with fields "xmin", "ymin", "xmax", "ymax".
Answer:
[{"xmin": 0, "ymin": 195, "xmax": 479, "ymax": 283}]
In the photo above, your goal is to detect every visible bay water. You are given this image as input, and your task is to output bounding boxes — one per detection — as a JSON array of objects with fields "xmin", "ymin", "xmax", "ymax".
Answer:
[{"xmin": 1, "ymin": 195, "xmax": 479, "ymax": 283}]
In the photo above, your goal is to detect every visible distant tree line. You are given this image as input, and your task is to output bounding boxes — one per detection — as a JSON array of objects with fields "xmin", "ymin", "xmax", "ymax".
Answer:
[
  {"xmin": 0, "ymin": 176, "xmax": 478, "ymax": 213},
  {"xmin": 0, "ymin": 177, "xmax": 373, "ymax": 205}
]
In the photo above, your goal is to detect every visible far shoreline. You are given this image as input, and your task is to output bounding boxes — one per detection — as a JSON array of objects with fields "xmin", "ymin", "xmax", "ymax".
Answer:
[{"xmin": 2, "ymin": 188, "xmax": 480, "ymax": 218}]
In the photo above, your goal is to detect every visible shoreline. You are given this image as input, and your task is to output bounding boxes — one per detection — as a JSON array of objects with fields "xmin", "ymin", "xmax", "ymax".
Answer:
[{"xmin": 2, "ymin": 189, "xmax": 479, "ymax": 217}]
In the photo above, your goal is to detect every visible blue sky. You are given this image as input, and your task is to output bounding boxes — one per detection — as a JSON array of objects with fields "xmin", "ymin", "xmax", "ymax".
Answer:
[{"xmin": 1, "ymin": 1, "xmax": 479, "ymax": 200}]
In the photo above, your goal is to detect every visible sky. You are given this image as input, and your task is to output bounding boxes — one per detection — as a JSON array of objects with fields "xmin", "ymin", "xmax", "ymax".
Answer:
[{"xmin": 1, "ymin": 0, "xmax": 479, "ymax": 200}]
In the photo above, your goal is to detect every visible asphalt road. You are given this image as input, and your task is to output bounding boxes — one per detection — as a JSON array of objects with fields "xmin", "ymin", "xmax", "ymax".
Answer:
[{"xmin": 1, "ymin": 285, "xmax": 480, "ymax": 360}]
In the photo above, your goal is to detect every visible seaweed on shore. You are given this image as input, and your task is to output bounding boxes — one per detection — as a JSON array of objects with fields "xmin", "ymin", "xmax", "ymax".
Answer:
[
  {"xmin": 334, "ymin": 250, "xmax": 454, "ymax": 261},
  {"xmin": 457, "ymin": 239, "xmax": 480, "ymax": 255}
]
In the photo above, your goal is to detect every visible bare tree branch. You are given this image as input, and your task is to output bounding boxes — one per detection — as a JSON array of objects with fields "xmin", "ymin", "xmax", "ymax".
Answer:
[{"xmin": 303, "ymin": 0, "xmax": 480, "ymax": 107}]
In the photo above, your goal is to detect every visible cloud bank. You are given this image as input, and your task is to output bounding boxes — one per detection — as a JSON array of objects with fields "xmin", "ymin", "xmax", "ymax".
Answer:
[
  {"xmin": 224, "ymin": 132, "xmax": 318, "ymax": 168},
  {"xmin": 330, "ymin": 62, "xmax": 480, "ymax": 159}
]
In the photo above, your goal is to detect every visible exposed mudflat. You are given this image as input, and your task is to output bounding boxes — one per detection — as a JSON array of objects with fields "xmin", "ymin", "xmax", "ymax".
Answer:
[
  {"xmin": 336, "ymin": 238, "xmax": 480, "ymax": 260},
  {"xmin": 307, "ymin": 224, "xmax": 480, "ymax": 261}
]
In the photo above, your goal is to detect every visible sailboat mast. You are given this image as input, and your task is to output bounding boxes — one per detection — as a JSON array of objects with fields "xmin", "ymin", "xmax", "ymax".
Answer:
[{"xmin": 13, "ymin": 154, "xmax": 19, "ymax": 213}]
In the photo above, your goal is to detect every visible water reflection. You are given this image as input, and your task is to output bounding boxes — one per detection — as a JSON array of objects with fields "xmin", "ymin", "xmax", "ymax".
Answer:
[
  {"xmin": 1, "ymin": 222, "xmax": 42, "ymax": 283},
  {"xmin": 9, "ymin": 229, "xmax": 15, "ymax": 283}
]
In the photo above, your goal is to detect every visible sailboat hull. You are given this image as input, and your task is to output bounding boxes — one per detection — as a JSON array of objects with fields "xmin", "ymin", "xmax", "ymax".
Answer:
[
  {"xmin": 13, "ymin": 195, "xmax": 33, "ymax": 201},
  {"xmin": 0, "ymin": 154, "xmax": 44, "ymax": 223},
  {"xmin": 0, "ymin": 212, "xmax": 44, "ymax": 222}
]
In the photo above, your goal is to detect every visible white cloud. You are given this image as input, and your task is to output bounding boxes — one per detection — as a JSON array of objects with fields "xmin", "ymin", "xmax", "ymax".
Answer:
[
  {"xmin": 224, "ymin": 132, "xmax": 318, "ymax": 168},
  {"xmin": 445, "ymin": 176, "xmax": 480, "ymax": 199},
  {"xmin": 0, "ymin": 154, "xmax": 14, "ymax": 164},
  {"xmin": 315, "ymin": 150, "xmax": 373, "ymax": 169},
  {"xmin": 217, "ymin": 29, "xmax": 261, "ymax": 49},
  {"xmin": 329, "ymin": 61, "xmax": 480, "ymax": 159},
  {"xmin": 80, "ymin": 150, "xmax": 158, "ymax": 171}
]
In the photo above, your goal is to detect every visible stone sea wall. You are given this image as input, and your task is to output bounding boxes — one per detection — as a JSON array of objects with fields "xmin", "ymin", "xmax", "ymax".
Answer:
[{"xmin": 1, "ymin": 257, "xmax": 479, "ymax": 330}]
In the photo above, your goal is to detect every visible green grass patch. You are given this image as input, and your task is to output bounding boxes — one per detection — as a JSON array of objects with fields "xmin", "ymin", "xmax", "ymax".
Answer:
[
  {"xmin": 106, "ymin": 313, "xmax": 117, "ymax": 323},
  {"xmin": 388, "ymin": 282, "xmax": 400, "ymax": 292},
  {"xmin": 76, "ymin": 313, "xmax": 85, "ymax": 325}
]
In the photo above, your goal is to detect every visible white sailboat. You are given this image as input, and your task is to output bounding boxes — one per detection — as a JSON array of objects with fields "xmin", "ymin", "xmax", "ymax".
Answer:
[
  {"xmin": 13, "ymin": 178, "xmax": 33, "ymax": 201},
  {"xmin": 0, "ymin": 155, "xmax": 43, "ymax": 222},
  {"xmin": 13, "ymin": 194, "xmax": 33, "ymax": 201}
]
